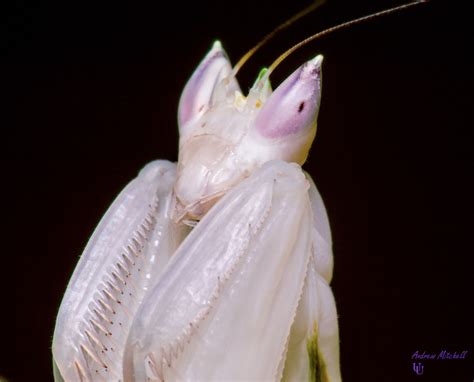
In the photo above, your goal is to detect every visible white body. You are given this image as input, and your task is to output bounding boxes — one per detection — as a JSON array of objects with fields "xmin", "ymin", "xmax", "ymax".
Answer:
[{"xmin": 52, "ymin": 42, "xmax": 341, "ymax": 381}]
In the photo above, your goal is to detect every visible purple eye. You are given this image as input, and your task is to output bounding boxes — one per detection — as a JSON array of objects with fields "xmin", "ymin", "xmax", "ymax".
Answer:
[
  {"xmin": 178, "ymin": 41, "xmax": 235, "ymax": 132},
  {"xmin": 254, "ymin": 55, "xmax": 323, "ymax": 140}
]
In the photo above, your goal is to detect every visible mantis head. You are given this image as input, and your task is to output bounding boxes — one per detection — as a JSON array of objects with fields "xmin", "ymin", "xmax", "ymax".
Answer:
[{"xmin": 173, "ymin": 41, "xmax": 323, "ymax": 224}]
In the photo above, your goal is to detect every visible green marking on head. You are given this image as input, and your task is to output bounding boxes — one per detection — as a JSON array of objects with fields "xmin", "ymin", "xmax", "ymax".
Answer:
[
  {"xmin": 257, "ymin": 67, "xmax": 268, "ymax": 82},
  {"xmin": 307, "ymin": 321, "xmax": 329, "ymax": 382},
  {"xmin": 251, "ymin": 67, "xmax": 272, "ymax": 93}
]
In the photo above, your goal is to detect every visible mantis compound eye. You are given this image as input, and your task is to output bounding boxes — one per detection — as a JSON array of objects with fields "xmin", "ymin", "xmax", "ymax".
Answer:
[
  {"xmin": 178, "ymin": 41, "xmax": 240, "ymax": 134},
  {"xmin": 252, "ymin": 55, "xmax": 323, "ymax": 164}
]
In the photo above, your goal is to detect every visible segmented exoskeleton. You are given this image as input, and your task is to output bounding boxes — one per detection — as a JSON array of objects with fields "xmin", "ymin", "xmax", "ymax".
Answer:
[{"xmin": 53, "ymin": 2, "xmax": 425, "ymax": 381}]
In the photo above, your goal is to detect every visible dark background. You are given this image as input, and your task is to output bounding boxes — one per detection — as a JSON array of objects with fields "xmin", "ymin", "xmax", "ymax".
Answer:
[{"xmin": 4, "ymin": 0, "xmax": 473, "ymax": 381}]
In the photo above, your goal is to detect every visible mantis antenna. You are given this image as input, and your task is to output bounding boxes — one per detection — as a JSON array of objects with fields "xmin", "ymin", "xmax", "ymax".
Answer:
[
  {"xmin": 231, "ymin": 0, "xmax": 327, "ymax": 77},
  {"xmin": 260, "ymin": 0, "xmax": 429, "ymax": 87}
]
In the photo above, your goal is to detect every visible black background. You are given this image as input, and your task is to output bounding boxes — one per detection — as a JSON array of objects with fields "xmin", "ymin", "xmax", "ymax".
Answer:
[{"xmin": 4, "ymin": 0, "xmax": 473, "ymax": 381}]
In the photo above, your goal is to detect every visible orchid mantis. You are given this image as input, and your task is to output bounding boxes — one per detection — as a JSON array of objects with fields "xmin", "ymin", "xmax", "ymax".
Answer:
[
  {"xmin": 52, "ymin": 2, "xmax": 425, "ymax": 380},
  {"xmin": 53, "ymin": 39, "xmax": 340, "ymax": 381}
]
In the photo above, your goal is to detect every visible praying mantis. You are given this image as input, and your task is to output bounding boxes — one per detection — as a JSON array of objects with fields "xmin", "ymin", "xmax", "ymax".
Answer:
[{"xmin": 52, "ymin": 2, "xmax": 426, "ymax": 381}]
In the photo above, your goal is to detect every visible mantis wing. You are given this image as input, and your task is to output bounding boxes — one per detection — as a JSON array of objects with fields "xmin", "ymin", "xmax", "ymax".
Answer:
[
  {"xmin": 52, "ymin": 160, "xmax": 189, "ymax": 381},
  {"xmin": 281, "ymin": 174, "xmax": 341, "ymax": 381},
  {"xmin": 281, "ymin": 257, "xmax": 341, "ymax": 382},
  {"xmin": 124, "ymin": 160, "xmax": 315, "ymax": 381}
]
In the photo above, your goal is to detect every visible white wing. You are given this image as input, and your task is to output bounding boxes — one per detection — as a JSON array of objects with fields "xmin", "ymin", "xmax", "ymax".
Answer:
[
  {"xmin": 124, "ymin": 160, "xmax": 314, "ymax": 381},
  {"xmin": 306, "ymin": 171, "xmax": 333, "ymax": 283},
  {"xmin": 53, "ymin": 160, "xmax": 189, "ymax": 381},
  {"xmin": 281, "ymin": 173, "xmax": 341, "ymax": 381}
]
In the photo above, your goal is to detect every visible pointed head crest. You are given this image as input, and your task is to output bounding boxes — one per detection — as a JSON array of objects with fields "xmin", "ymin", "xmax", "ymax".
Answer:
[
  {"xmin": 174, "ymin": 41, "xmax": 322, "ymax": 223},
  {"xmin": 172, "ymin": 0, "xmax": 428, "ymax": 224}
]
